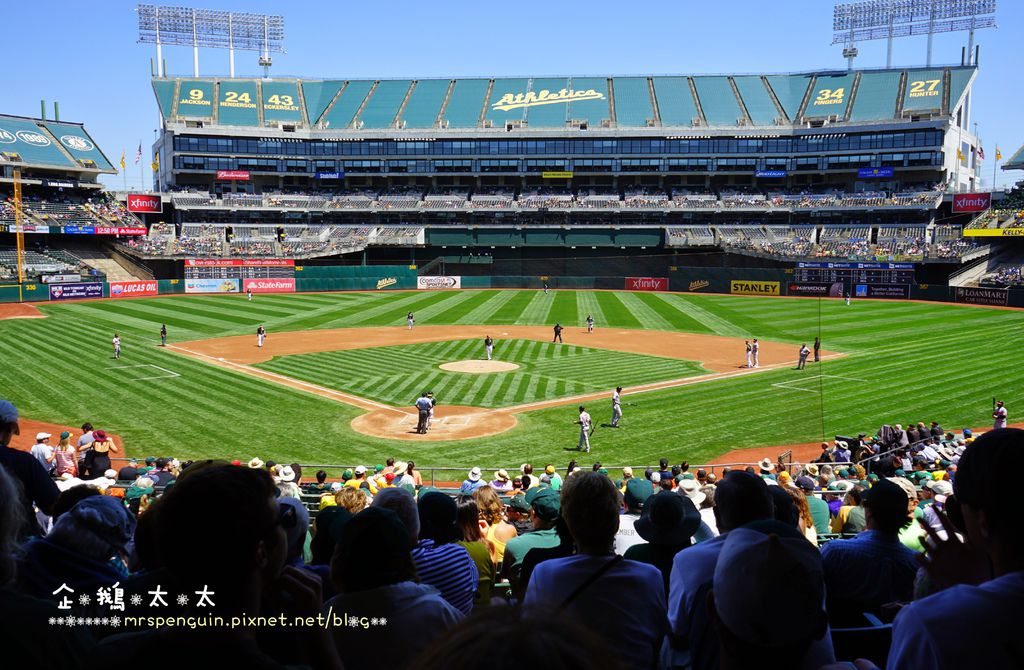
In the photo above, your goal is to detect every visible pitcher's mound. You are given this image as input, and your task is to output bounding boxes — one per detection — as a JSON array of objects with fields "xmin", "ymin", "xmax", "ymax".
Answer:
[{"xmin": 440, "ymin": 360, "xmax": 520, "ymax": 373}]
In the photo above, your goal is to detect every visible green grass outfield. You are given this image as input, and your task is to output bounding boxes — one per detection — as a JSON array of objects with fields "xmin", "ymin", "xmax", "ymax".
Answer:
[
  {"xmin": 1, "ymin": 289, "xmax": 1021, "ymax": 468},
  {"xmin": 256, "ymin": 339, "xmax": 704, "ymax": 409}
]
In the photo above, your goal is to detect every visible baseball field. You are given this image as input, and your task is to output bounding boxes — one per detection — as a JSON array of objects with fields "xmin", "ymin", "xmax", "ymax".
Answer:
[{"xmin": 1, "ymin": 288, "xmax": 1020, "ymax": 469}]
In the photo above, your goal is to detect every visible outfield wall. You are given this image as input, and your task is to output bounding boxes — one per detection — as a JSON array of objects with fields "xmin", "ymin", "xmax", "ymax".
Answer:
[{"xmin": 2, "ymin": 267, "xmax": 1020, "ymax": 307}]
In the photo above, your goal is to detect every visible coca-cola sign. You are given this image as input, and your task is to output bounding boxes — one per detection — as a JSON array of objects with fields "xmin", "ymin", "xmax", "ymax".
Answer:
[
  {"xmin": 952, "ymin": 192, "xmax": 991, "ymax": 213},
  {"xmin": 126, "ymin": 194, "xmax": 162, "ymax": 213},
  {"xmin": 625, "ymin": 277, "xmax": 668, "ymax": 292}
]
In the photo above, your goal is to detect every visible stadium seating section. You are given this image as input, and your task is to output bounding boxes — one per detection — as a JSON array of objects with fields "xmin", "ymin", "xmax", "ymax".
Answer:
[{"xmin": 151, "ymin": 66, "xmax": 976, "ymax": 130}]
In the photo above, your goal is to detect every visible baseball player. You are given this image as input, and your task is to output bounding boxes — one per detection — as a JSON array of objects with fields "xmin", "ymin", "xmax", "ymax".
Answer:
[
  {"xmin": 586, "ymin": 314, "xmax": 594, "ymax": 333},
  {"xmin": 112, "ymin": 332, "xmax": 121, "ymax": 360},
  {"xmin": 796, "ymin": 343, "xmax": 810, "ymax": 370},
  {"xmin": 414, "ymin": 391, "xmax": 432, "ymax": 434},
  {"xmin": 407, "ymin": 312, "xmax": 415, "ymax": 330},
  {"xmin": 160, "ymin": 324, "xmax": 167, "ymax": 347},
  {"xmin": 744, "ymin": 340, "xmax": 752, "ymax": 368},
  {"xmin": 256, "ymin": 324, "xmax": 266, "ymax": 348},
  {"xmin": 543, "ymin": 282, "xmax": 549, "ymax": 295},
  {"xmin": 813, "ymin": 336, "xmax": 820, "ymax": 363},
  {"xmin": 994, "ymin": 400, "xmax": 1008, "ymax": 429},
  {"xmin": 553, "ymin": 323, "xmax": 564, "ymax": 343},
  {"xmin": 484, "ymin": 335, "xmax": 494, "ymax": 360},
  {"xmin": 751, "ymin": 338, "xmax": 760, "ymax": 368},
  {"xmin": 844, "ymin": 291, "xmax": 851, "ymax": 306},
  {"xmin": 427, "ymin": 392, "xmax": 436, "ymax": 430},
  {"xmin": 611, "ymin": 387, "xmax": 623, "ymax": 427},
  {"xmin": 577, "ymin": 405, "xmax": 592, "ymax": 453},
  {"xmin": 247, "ymin": 288, "xmax": 253, "ymax": 302}
]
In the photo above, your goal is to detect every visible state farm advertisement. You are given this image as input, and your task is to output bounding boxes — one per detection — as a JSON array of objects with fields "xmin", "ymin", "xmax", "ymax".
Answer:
[
  {"xmin": 417, "ymin": 276, "xmax": 461, "ymax": 290},
  {"xmin": 109, "ymin": 281, "xmax": 158, "ymax": 298},
  {"xmin": 126, "ymin": 194, "xmax": 163, "ymax": 214},
  {"xmin": 95, "ymin": 226, "xmax": 147, "ymax": 236},
  {"xmin": 625, "ymin": 277, "xmax": 668, "ymax": 291},
  {"xmin": 952, "ymin": 192, "xmax": 991, "ymax": 213},
  {"xmin": 243, "ymin": 278, "xmax": 296, "ymax": 294},
  {"xmin": 216, "ymin": 170, "xmax": 250, "ymax": 180}
]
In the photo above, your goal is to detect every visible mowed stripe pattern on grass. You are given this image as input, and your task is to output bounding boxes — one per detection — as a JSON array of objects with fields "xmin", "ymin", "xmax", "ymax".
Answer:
[
  {"xmin": 255, "ymin": 338, "xmax": 704, "ymax": 408},
  {"xmin": 0, "ymin": 290, "xmax": 1018, "ymax": 468}
]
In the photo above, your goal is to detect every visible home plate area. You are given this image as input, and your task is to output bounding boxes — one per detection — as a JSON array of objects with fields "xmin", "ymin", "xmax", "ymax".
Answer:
[{"xmin": 397, "ymin": 413, "xmax": 471, "ymax": 429}]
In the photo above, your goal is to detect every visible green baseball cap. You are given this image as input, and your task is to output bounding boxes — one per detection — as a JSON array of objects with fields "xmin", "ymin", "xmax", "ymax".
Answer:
[
  {"xmin": 342, "ymin": 469, "xmax": 354, "ymax": 480},
  {"xmin": 507, "ymin": 495, "xmax": 531, "ymax": 513},
  {"xmin": 624, "ymin": 478, "xmax": 653, "ymax": 509},
  {"xmin": 525, "ymin": 487, "xmax": 560, "ymax": 521}
]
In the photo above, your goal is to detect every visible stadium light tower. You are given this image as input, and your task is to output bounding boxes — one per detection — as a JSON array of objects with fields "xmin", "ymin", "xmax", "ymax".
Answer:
[
  {"xmin": 137, "ymin": 4, "xmax": 285, "ymax": 78},
  {"xmin": 832, "ymin": 0, "xmax": 997, "ymax": 70}
]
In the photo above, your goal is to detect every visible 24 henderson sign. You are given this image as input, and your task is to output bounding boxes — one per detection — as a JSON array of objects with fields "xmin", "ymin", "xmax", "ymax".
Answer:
[{"xmin": 625, "ymin": 277, "xmax": 668, "ymax": 291}]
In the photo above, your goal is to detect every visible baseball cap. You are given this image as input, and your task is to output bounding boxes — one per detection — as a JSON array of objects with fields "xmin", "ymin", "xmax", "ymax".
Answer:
[
  {"xmin": 333, "ymin": 507, "xmax": 411, "ymax": 580},
  {"xmin": 354, "ymin": 465, "xmax": 367, "ymax": 475},
  {"xmin": 35, "ymin": 432, "xmax": 51, "ymax": 440},
  {"xmin": 374, "ymin": 464, "xmax": 384, "ymax": 473},
  {"xmin": 635, "ymin": 491, "xmax": 701, "ymax": 545},
  {"xmin": 524, "ymin": 487, "xmax": 560, "ymax": 521},
  {"xmin": 0, "ymin": 399, "xmax": 18, "ymax": 430},
  {"xmin": 795, "ymin": 476, "xmax": 815, "ymax": 492},
  {"xmin": 60, "ymin": 431, "xmax": 70, "ymax": 440},
  {"xmin": 624, "ymin": 478, "xmax": 653, "ymax": 509},
  {"xmin": 621, "ymin": 466, "xmax": 633, "ymax": 478},
  {"xmin": 418, "ymin": 491, "xmax": 458, "ymax": 529},
  {"xmin": 864, "ymin": 479, "xmax": 909, "ymax": 515},
  {"xmin": 713, "ymin": 524, "xmax": 827, "ymax": 647},
  {"xmin": 468, "ymin": 467, "xmax": 482, "ymax": 482},
  {"xmin": 342, "ymin": 469, "xmax": 354, "ymax": 481},
  {"xmin": 507, "ymin": 494, "xmax": 531, "ymax": 513},
  {"xmin": 545, "ymin": 464, "xmax": 556, "ymax": 475}
]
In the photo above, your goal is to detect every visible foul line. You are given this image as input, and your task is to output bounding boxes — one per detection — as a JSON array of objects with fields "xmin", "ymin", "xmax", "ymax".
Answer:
[{"xmin": 771, "ymin": 372, "xmax": 868, "ymax": 394}]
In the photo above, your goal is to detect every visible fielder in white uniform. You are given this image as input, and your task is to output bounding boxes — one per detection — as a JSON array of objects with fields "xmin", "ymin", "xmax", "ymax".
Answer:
[
  {"xmin": 577, "ymin": 405, "xmax": 592, "ymax": 453},
  {"xmin": 611, "ymin": 387, "xmax": 623, "ymax": 427},
  {"xmin": 845, "ymin": 292, "xmax": 851, "ymax": 306},
  {"xmin": 744, "ymin": 340, "xmax": 752, "ymax": 368},
  {"xmin": 257, "ymin": 325, "xmax": 266, "ymax": 348},
  {"xmin": 247, "ymin": 288, "xmax": 253, "ymax": 302},
  {"xmin": 484, "ymin": 335, "xmax": 494, "ymax": 360},
  {"xmin": 407, "ymin": 312, "xmax": 415, "ymax": 330},
  {"xmin": 586, "ymin": 314, "xmax": 594, "ymax": 333},
  {"xmin": 112, "ymin": 334, "xmax": 121, "ymax": 360},
  {"xmin": 751, "ymin": 338, "xmax": 760, "ymax": 368},
  {"xmin": 994, "ymin": 400, "xmax": 1008, "ymax": 429}
]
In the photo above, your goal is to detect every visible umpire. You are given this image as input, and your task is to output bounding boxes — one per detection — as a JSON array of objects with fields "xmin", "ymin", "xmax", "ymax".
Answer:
[{"xmin": 415, "ymin": 392, "xmax": 433, "ymax": 434}]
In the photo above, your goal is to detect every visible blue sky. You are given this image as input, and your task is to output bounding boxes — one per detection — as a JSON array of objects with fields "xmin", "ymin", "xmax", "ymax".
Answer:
[{"xmin": 5, "ymin": 0, "xmax": 1021, "ymax": 190}]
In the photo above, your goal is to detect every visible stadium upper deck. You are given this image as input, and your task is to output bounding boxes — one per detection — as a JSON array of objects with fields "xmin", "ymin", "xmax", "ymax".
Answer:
[
  {"xmin": 154, "ymin": 66, "xmax": 975, "ymax": 131},
  {"xmin": 0, "ymin": 114, "xmax": 116, "ymax": 187}
]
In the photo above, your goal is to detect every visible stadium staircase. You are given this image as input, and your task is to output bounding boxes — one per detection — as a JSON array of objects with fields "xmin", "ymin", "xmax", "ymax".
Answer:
[{"xmin": 61, "ymin": 245, "xmax": 145, "ymax": 282}]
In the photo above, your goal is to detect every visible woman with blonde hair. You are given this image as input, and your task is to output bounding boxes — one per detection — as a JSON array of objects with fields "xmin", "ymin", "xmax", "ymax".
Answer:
[
  {"xmin": 473, "ymin": 485, "xmax": 518, "ymax": 568},
  {"xmin": 335, "ymin": 486, "xmax": 368, "ymax": 514},
  {"xmin": 53, "ymin": 431, "xmax": 77, "ymax": 478}
]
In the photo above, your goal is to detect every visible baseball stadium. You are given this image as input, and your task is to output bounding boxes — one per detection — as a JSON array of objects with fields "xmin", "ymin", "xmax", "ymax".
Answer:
[{"xmin": 1, "ymin": 2, "xmax": 1023, "ymax": 668}]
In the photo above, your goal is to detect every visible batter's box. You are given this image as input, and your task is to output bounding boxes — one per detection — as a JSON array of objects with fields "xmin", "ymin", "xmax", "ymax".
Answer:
[{"xmin": 107, "ymin": 364, "xmax": 181, "ymax": 381}]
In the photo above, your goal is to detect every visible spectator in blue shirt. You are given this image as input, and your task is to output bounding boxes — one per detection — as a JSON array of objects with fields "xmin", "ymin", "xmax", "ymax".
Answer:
[
  {"xmin": 458, "ymin": 467, "xmax": 486, "ymax": 495},
  {"xmin": 412, "ymin": 492, "xmax": 478, "ymax": 615},
  {"xmin": 820, "ymin": 478, "xmax": 918, "ymax": 625}
]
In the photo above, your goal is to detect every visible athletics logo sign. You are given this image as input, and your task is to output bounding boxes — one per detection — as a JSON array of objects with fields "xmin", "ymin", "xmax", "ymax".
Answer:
[{"xmin": 491, "ymin": 87, "xmax": 605, "ymax": 112}]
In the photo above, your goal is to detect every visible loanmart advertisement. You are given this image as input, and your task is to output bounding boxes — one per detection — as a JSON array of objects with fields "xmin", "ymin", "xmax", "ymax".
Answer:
[
  {"xmin": 185, "ymin": 278, "xmax": 240, "ymax": 294},
  {"xmin": 417, "ymin": 276, "xmax": 462, "ymax": 290},
  {"xmin": 109, "ymin": 281, "xmax": 159, "ymax": 298},
  {"xmin": 243, "ymin": 278, "xmax": 296, "ymax": 294},
  {"xmin": 854, "ymin": 284, "xmax": 909, "ymax": 299},
  {"xmin": 955, "ymin": 286, "xmax": 1009, "ymax": 307},
  {"xmin": 49, "ymin": 282, "xmax": 102, "ymax": 301}
]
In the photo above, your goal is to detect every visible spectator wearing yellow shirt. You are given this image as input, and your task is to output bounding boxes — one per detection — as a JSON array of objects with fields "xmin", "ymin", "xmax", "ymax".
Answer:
[{"xmin": 346, "ymin": 465, "xmax": 378, "ymax": 495}]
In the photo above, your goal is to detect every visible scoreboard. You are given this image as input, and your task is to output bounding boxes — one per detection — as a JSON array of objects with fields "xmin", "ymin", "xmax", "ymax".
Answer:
[
  {"xmin": 184, "ymin": 258, "xmax": 295, "ymax": 280},
  {"xmin": 793, "ymin": 262, "xmax": 915, "ymax": 285}
]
